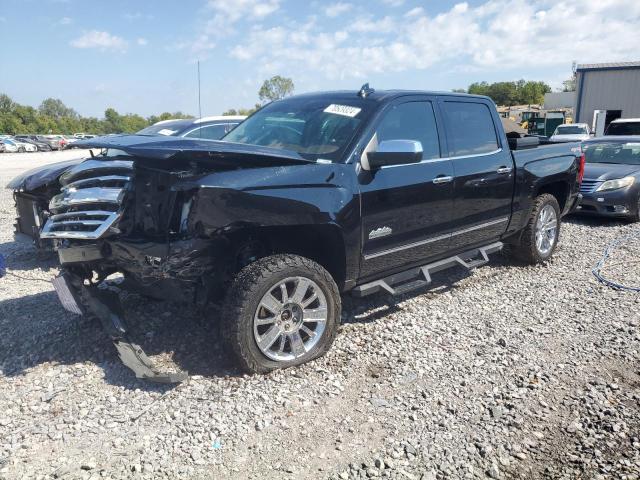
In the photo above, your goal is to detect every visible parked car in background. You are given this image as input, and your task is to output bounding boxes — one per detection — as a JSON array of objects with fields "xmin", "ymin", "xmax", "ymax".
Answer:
[
  {"xmin": 1, "ymin": 140, "xmax": 18, "ymax": 152},
  {"xmin": 136, "ymin": 116, "xmax": 246, "ymax": 140},
  {"xmin": 605, "ymin": 118, "xmax": 640, "ymax": 136},
  {"xmin": 24, "ymin": 135, "xmax": 64, "ymax": 150},
  {"xmin": 14, "ymin": 135, "xmax": 53, "ymax": 151},
  {"xmin": 62, "ymin": 135, "xmax": 77, "ymax": 147},
  {"xmin": 549, "ymin": 123, "xmax": 591, "ymax": 142},
  {"xmin": 577, "ymin": 136, "xmax": 640, "ymax": 221},
  {"xmin": 5, "ymin": 138, "xmax": 37, "ymax": 152}
]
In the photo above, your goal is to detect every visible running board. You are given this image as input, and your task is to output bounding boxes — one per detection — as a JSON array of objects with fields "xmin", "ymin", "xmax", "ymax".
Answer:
[{"xmin": 352, "ymin": 242, "xmax": 503, "ymax": 297}]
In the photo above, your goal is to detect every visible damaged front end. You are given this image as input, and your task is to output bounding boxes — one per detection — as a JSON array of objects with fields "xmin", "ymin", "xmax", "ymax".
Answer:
[
  {"xmin": 7, "ymin": 159, "xmax": 82, "ymax": 247},
  {"xmin": 44, "ymin": 137, "xmax": 312, "ymax": 382}
]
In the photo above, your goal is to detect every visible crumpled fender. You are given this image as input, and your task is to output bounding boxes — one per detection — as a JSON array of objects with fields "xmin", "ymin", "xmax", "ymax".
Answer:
[{"xmin": 6, "ymin": 159, "xmax": 83, "ymax": 191}]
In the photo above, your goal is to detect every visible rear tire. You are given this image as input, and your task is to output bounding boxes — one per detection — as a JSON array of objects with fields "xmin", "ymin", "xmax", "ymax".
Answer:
[
  {"xmin": 509, "ymin": 193, "xmax": 561, "ymax": 264},
  {"xmin": 221, "ymin": 254, "xmax": 340, "ymax": 374},
  {"xmin": 18, "ymin": 147, "xmax": 25, "ymax": 153}
]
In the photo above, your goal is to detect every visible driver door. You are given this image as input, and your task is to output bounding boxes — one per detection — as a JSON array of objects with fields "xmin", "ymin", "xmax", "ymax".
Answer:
[{"xmin": 358, "ymin": 98, "xmax": 455, "ymax": 279}]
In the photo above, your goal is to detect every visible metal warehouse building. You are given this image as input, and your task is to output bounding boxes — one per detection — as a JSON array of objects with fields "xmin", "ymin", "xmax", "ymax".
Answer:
[{"xmin": 575, "ymin": 61, "xmax": 640, "ymax": 130}]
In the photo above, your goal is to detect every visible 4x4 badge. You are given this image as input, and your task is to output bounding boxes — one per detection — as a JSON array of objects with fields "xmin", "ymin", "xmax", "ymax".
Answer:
[{"xmin": 369, "ymin": 226, "xmax": 392, "ymax": 239}]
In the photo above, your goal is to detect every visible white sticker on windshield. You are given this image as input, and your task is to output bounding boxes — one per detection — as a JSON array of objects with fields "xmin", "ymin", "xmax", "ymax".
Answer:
[
  {"xmin": 324, "ymin": 104, "xmax": 361, "ymax": 118},
  {"xmin": 157, "ymin": 128, "xmax": 178, "ymax": 136}
]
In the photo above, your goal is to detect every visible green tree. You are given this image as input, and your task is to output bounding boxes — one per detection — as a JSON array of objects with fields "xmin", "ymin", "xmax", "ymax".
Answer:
[
  {"xmin": 0, "ymin": 94, "xmax": 16, "ymax": 113},
  {"xmin": 258, "ymin": 75, "xmax": 295, "ymax": 104},
  {"xmin": 466, "ymin": 80, "xmax": 551, "ymax": 106},
  {"xmin": 38, "ymin": 98, "xmax": 77, "ymax": 120},
  {"xmin": 518, "ymin": 80, "xmax": 551, "ymax": 105}
]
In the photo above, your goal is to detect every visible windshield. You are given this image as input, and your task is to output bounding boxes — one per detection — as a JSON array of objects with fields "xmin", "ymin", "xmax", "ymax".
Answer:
[
  {"xmin": 606, "ymin": 122, "xmax": 640, "ymax": 135},
  {"xmin": 222, "ymin": 97, "xmax": 373, "ymax": 161},
  {"xmin": 136, "ymin": 120, "xmax": 192, "ymax": 136},
  {"xmin": 555, "ymin": 125, "xmax": 587, "ymax": 135},
  {"xmin": 584, "ymin": 142, "xmax": 640, "ymax": 165}
]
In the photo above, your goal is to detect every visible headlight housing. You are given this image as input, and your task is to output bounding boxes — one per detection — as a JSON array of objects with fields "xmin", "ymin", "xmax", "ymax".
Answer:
[{"xmin": 596, "ymin": 176, "xmax": 635, "ymax": 192}]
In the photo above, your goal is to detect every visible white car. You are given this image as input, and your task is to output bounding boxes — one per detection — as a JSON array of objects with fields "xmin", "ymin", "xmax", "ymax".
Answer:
[
  {"xmin": 605, "ymin": 118, "xmax": 640, "ymax": 136},
  {"xmin": 4, "ymin": 138, "xmax": 37, "ymax": 152},
  {"xmin": 1, "ymin": 139, "xmax": 18, "ymax": 152},
  {"xmin": 549, "ymin": 123, "xmax": 591, "ymax": 142}
]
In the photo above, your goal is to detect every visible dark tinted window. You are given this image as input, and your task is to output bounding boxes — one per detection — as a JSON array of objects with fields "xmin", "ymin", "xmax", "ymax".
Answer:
[
  {"xmin": 376, "ymin": 101, "xmax": 440, "ymax": 159},
  {"xmin": 605, "ymin": 122, "xmax": 640, "ymax": 136},
  {"xmin": 184, "ymin": 124, "xmax": 228, "ymax": 140},
  {"xmin": 442, "ymin": 102, "xmax": 499, "ymax": 156}
]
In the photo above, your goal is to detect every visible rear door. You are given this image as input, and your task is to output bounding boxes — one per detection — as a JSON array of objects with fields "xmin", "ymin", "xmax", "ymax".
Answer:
[
  {"xmin": 439, "ymin": 99, "xmax": 515, "ymax": 249},
  {"xmin": 358, "ymin": 97, "xmax": 455, "ymax": 279}
]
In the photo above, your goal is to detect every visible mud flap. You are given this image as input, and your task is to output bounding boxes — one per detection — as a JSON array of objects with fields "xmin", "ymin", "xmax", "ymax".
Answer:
[{"xmin": 69, "ymin": 276, "xmax": 188, "ymax": 384}]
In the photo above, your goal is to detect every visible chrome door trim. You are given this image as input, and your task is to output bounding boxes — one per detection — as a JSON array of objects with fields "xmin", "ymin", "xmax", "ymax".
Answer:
[
  {"xmin": 363, "ymin": 216, "xmax": 510, "ymax": 260},
  {"xmin": 376, "ymin": 148, "xmax": 504, "ymax": 170}
]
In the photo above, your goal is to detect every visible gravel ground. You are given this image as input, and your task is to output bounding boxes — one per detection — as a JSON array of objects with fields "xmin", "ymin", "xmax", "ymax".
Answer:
[{"xmin": 1, "ymin": 150, "xmax": 639, "ymax": 480}]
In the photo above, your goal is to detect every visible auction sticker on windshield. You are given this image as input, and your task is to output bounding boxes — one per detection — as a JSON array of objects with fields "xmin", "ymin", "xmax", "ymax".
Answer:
[{"xmin": 324, "ymin": 104, "xmax": 362, "ymax": 118}]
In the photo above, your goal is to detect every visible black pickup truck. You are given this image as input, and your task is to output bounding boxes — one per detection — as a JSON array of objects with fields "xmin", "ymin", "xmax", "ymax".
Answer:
[{"xmin": 9, "ymin": 87, "xmax": 584, "ymax": 381}]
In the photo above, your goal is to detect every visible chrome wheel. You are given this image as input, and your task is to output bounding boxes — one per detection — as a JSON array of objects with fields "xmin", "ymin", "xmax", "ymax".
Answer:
[
  {"xmin": 535, "ymin": 204, "xmax": 558, "ymax": 256},
  {"xmin": 253, "ymin": 276, "xmax": 327, "ymax": 362}
]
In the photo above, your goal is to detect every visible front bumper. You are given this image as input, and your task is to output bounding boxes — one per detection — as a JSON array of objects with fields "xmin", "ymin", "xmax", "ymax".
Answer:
[
  {"xmin": 53, "ymin": 272, "xmax": 188, "ymax": 383},
  {"xmin": 577, "ymin": 188, "xmax": 638, "ymax": 218}
]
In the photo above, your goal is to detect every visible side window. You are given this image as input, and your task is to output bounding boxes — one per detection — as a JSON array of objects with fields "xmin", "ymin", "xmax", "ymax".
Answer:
[
  {"xmin": 441, "ymin": 102, "xmax": 499, "ymax": 156},
  {"xmin": 376, "ymin": 101, "xmax": 440, "ymax": 160},
  {"xmin": 184, "ymin": 124, "xmax": 228, "ymax": 140},
  {"xmin": 225, "ymin": 123, "xmax": 239, "ymax": 134}
]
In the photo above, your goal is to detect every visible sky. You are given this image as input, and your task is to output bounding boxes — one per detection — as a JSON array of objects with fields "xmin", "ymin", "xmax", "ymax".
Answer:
[{"xmin": 1, "ymin": 0, "xmax": 639, "ymax": 118}]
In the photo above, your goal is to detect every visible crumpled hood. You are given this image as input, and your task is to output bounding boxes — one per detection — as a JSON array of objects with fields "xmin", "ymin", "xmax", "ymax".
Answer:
[
  {"xmin": 75, "ymin": 135, "xmax": 313, "ymax": 166},
  {"xmin": 6, "ymin": 158, "xmax": 84, "ymax": 191},
  {"xmin": 584, "ymin": 162, "xmax": 640, "ymax": 181}
]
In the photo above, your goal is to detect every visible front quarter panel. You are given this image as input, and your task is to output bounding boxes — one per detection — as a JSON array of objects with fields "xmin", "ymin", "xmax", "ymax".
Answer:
[{"xmin": 175, "ymin": 163, "xmax": 362, "ymax": 282}]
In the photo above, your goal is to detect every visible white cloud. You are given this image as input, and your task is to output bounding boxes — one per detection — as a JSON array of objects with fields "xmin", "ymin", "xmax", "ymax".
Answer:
[
  {"xmin": 325, "ymin": 2, "xmax": 352, "ymax": 17},
  {"xmin": 405, "ymin": 7, "xmax": 424, "ymax": 17},
  {"xmin": 226, "ymin": 0, "xmax": 640, "ymax": 80},
  {"xmin": 381, "ymin": 0, "xmax": 405, "ymax": 6},
  {"xmin": 206, "ymin": 0, "xmax": 280, "ymax": 24},
  {"xmin": 70, "ymin": 31, "xmax": 128, "ymax": 52},
  {"xmin": 59, "ymin": 17, "xmax": 72, "ymax": 25},
  {"xmin": 137, "ymin": 37, "xmax": 148, "ymax": 46},
  {"xmin": 181, "ymin": 0, "xmax": 281, "ymax": 59}
]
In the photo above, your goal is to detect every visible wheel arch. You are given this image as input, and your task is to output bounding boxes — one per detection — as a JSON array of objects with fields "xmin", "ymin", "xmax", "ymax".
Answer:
[
  {"xmin": 535, "ymin": 180, "xmax": 569, "ymax": 213},
  {"xmin": 225, "ymin": 223, "xmax": 349, "ymax": 290}
]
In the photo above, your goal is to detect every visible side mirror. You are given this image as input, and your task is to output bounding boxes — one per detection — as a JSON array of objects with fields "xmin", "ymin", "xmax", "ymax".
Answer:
[{"xmin": 366, "ymin": 140, "xmax": 423, "ymax": 169}]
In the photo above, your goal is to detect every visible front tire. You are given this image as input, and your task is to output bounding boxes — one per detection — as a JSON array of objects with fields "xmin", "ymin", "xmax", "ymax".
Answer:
[
  {"xmin": 509, "ymin": 193, "xmax": 561, "ymax": 264},
  {"xmin": 221, "ymin": 254, "xmax": 340, "ymax": 374}
]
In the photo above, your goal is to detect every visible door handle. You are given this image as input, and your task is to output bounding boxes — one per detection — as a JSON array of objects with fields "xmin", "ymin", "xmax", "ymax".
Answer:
[
  {"xmin": 433, "ymin": 175, "xmax": 454, "ymax": 184},
  {"xmin": 496, "ymin": 166, "xmax": 513, "ymax": 174}
]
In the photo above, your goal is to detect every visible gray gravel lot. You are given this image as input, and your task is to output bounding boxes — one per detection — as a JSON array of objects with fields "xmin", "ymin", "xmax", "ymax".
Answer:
[{"xmin": 1, "ymin": 150, "xmax": 639, "ymax": 479}]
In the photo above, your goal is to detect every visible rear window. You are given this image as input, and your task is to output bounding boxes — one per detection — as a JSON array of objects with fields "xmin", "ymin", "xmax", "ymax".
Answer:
[
  {"xmin": 605, "ymin": 121, "xmax": 640, "ymax": 136},
  {"xmin": 583, "ymin": 142, "xmax": 640, "ymax": 165},
  {"xmin": 441, "ymin": 102, "xmax": 499, "ymax": 156},
  {"xmin": 555, "ymin": 125, "xmax": 587, "ymax": 135}
]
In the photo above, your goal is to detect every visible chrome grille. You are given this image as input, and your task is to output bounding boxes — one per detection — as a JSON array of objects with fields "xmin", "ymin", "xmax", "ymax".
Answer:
[
  {"xmin": 41, "ymin": 159, "xmax": 133, "ymax": 240},
  {"xmin": 580, "ymin": 179, "xmax": 600, "ymax": 194}
]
